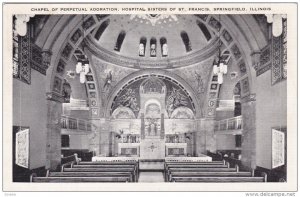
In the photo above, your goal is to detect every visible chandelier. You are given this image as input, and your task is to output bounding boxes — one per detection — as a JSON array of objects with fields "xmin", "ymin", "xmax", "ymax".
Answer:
[
  {"xmin": 265, "ymin": 14, "xmax": 287, "ymax": 37},
  {"xmin": 75, "ymin": 58, "xmax": 90, "ymax": 84},
  {"xmin": 75, "ymin": 15, "xmax": 90, "ymax": 84},
  {"xmin": 213, "ymin": 15, "xmax": 228, "ymax": 85}
]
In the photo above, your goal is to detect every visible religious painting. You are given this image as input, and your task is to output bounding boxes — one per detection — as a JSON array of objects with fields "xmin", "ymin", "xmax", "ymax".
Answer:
[
  {"xmin": 208, "ymin": 16, "xmax": 221, "ymax": 31},
  {"xmin": 210, "ymin": 83, "xmax": 218, "ymax": 90},
  {"xmin": 222, "ymin": 29, "xmax": 233, "ymax": 44},
  {"xmin": 70, "ymin": 28, "xmax": 82, "ymax": 44},
  {"xmin": 86, "ymin": 75, "xmax": 94, "ymax": 82},
  {"xmin": 240, "ymin": 77, "xmax": 250, "ymax": 97},
  {"xmin": 239, "ymin": 60, "xmax": 247, "ymax": 75},
  {"xmin": 230, "ymin": 44, "xmax": 242, "ymax": 60},
  {"xmin": 212, "ymin": 75, "xmax": 218, "ymax": 82},
  {"xmin": 61, "ymin": 43, "xmax": 73, "ymax": 60},
  {"xmin": 90, "ymin": 99, "xmax": 97, "ymax": 107},
  {"xmin": 83, "ymin": 16, "xmax": 96, "ymax": 30},
  {"xmin": 272, "ymin": 128, "xmax": 286, "ymax": 169},
  {"xmin": 89, "ymin": 91, "xmax": 96, "ymax": 98},
  {"xmin": 53, "ymin": 76, "xmax": 62, "ymax": 93},
  {"xmin": 88, "ymin": 83, "xmax": 95, "ymax": 90},
  {"xmin": 56, "ymin": 59, "xmax": 65, "ymax": 75},
  {"xmin": 15, "ymin": 127, "xmax": 30, "ymax": 168}
]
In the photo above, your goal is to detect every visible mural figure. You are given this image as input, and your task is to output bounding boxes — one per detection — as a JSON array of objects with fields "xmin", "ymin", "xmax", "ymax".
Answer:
[
  {"xmin": 62, "ymin": 79, "xmax": 72, "ymax": 103},
  {"xmin": 118, "ymin": 88, "xmax": 140, "ymax": 112},
  {"xmin": 167, "ymin": 87, "xmax": 188, "ymax": 116},
  {"xmin": 103, "ymin": 70, "xmax": 113, "ymax": 92},
  {"xmin": 195, "ymin": 71, "xmax": 204, "ymax": 94}
]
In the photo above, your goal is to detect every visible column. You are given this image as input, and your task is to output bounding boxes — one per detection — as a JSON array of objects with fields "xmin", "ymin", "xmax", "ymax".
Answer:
[
  {"xmin": 160, "ymin": 113, "xmax": 164, "ymax": 139},
  {"xmin": 240, "ymin": 94, "xmax": 256, "ymax": 170},
  {"xmin": 45, "ymin": 93, "xmax": 63, "ymax": 170},
  {"xmin": 141, "ymin": 113, "xmax": 145, "ymax": 139}
]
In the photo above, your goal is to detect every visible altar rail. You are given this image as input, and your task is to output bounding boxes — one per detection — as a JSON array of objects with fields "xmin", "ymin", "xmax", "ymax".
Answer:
[
  {"xmin": 165, "ymin": 155, "xmax": 212, "ymax": 162},
  {"xmin": 61, "ymin": 115, "xmax": 93, "ymax": 132},
  {"xmin": 92, "ymin": 156, "xmax": 139, "ymax": 162},
  {"xmin": 214, "ymin": 116, "xmax": 243, "ymax": 131}
]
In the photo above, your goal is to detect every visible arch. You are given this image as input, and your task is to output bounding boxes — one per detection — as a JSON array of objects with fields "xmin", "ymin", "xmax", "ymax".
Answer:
[
  {"xmin": 105, "ymin": 69, "xmax": 201, "ymax": 118},
  {"xmin": 180, "ymin": 31, "xmax": 192, "ymax": 52},
  {"xmin": 111, "ymin": 106, "xmax": 136, "ymax": 119},
  {"xmin": 34, "ymin": 14, "xmax": 267, "ymax": 103},
  {"xmin": 139, "ymin": 37, "xmax": 147, "ymax": 57},
  {"xmin": 160, "ymin": 37, "xmax": 168, "ymax": 57},
  {"xmin": 94, "ymin": 19, "xmax": 110, "ymax": 40},
  {"xmin": 170, "ymin": 106, "xmax": 195, "ymax": 119},
  {"xmin": 150, "ymin": 37, "xmax": 157, "ymax": 57},
  {"xmin": 114, "ymin": 30, "xmax": 126, "ymax": 52}
]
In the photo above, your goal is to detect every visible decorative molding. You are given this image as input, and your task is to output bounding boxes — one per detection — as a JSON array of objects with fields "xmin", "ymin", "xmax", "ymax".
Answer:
[
  {"xmin": 46, "ymin": 91, "xmax": 64, "ymax": 103},
  {"xmin": 240, "ymin": 93, "xmax": 256, "ymax": 103},
  {"xmin": 85, "ymin": 35, "xmax": 220, "ymax": 68},
  {"xmin": 17, "ymin": 31, "xmax": 31, "ymax": 84}
]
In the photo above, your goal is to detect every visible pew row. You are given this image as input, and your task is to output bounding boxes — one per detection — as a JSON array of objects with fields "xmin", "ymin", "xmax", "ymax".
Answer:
[
  {"xmin": 63, "ymin": 167, "xmax": 138, "ymax": 182},
  {"xmin": 31, "ymin": 176, "xmax": 129, "ymax": 182},
  {"xmin": 47, "ymin": 171, "xmax": 134, "ymax": 182},
  {"xmin": 170, "ymin": 176, "xmax": 265, "ymax": 182},
  {"xmin": 167, "ymin": 171, "xmax": 252, "ymax": 182}
]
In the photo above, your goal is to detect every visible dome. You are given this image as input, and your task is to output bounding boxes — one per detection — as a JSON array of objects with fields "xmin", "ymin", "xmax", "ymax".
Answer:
[{"xmin": 88, "ymin": 14, "xmax": 216, "ymax": 60}]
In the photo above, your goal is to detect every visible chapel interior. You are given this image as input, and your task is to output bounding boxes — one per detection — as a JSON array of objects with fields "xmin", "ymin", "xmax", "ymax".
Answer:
[{"xmin": 12, "ymin": 14, "xmax": 287, "ymax": 183}]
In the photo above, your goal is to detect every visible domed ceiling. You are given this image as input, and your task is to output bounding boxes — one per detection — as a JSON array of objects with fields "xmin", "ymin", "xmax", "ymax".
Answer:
[{"xmin": 88, "ymin": 14, "xmax": 217, "ymax": 60}]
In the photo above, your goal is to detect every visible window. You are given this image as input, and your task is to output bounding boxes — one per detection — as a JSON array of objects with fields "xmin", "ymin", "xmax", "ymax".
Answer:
[
  {"xmin": 235, "ymin": 135, "xmax": 242, "ymax": 148},
  {"xmin": 180, "ymin": 31, "xmax": 192, "ymax": 52},
  {"xmin": 139, "ymin": 37, "xmax": 147, "ymax": 57},
  {"xmin": 150, "ymin": 37, "xmax": 157, "ymax": 57},
  {"xmin": 94, "ymin": 19, "xmax": 110, "ymax": 40},
  {"xmin": 160, "ymin": 37, "xmax": 168, "ymax": 57},
  {"xmin": 61, "ymin": 135, "xmax": 70, "ymax": 148},
  {"xmin": 114, "ymin": 31, "xmax": 126, "ymax": 52},
  {"xmin": 197, "ymin": 21, "xmax": 211, "ymax": 41}
]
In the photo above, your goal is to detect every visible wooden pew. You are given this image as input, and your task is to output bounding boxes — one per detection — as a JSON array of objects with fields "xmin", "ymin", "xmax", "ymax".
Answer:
[
  {"xmin": 31, "ymin": 176, "xmax": 129, "ymax": 182},
  {"xmin": 166, "ymin": 164, "xmax": 227, "ymax": 168},
  {"xmin": 73, "ymin": 164, "xmax": 135, "ymax": 168},
  {"xmin": 167, "ymin": 171, "xmax": 251, "ymax": 182},
  {"xmin": 170, "ymin": 176, "xmax": 265, "ymax": 182},
  {"xmin": 165, "ymin": 167, "xmax": 237, "ymax": 181},
  {"xmin": 47, "ymin": 171, "xmax": 134, "ymax": 182},
  {"xmin": 63, "ymin": 167, "xmax": 137, "ymax": 182}
]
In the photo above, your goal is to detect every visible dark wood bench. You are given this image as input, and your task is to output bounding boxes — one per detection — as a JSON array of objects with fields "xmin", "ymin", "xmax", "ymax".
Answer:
[
  {"xmin": 47, "ymin": 171, "xmax": 134, "ymax": 182},
  {"xmin": 73, "ymin": 164, "xmax": 135, "ymax": 168},
  {"xmin": 63, "ymin": 167, "xmax": 137, "ymax": 182},
  {"xmin": 167, "ymin": 171, "xmax": 252, "ymax": 182},
  {"xmin": 165, "ymin": 167, "xmax": 238, "ymax": 181},
  {"xmin": 170, "ymin": 176, "xmax": 265, "ymax": 182},
  {"xmin": 31, "ymin": 176, "xmax": 129, "ymax": 182}
]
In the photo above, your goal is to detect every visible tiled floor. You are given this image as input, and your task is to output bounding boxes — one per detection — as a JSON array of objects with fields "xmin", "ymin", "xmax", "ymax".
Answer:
[{"xmin": 138, "ymin": 171, "xmax": 165, "ymax": 182}]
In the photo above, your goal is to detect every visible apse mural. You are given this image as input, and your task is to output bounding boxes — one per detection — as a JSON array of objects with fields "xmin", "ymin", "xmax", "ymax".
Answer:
[{"xmin": 111, "ymin": 76, "xmax": 195, "ymax": 117}]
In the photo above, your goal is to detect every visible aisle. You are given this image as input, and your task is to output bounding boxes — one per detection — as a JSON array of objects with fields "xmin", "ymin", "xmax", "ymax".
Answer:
[{"xmin": 138, "ymin": 171, "xmax": 165, "ymax": 182}]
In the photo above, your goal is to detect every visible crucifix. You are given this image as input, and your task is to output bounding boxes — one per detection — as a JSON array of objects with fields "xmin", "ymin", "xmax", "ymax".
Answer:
[{"xmin": 148, "ymin": 143, "xmax": 157, "ymax": 152}]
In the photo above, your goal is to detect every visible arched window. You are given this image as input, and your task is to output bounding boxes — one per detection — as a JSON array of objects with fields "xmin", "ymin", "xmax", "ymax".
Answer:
[
  {"xmin": 94, "ymin": 19, "xmax": 110, "ymax": 40},
  {"xmin": 196, "ymin": 21, "xmax": 211, "ymax": 41},
  {"xmin": 139, "ymin": 37, "xmax": 147, "ymax": 57},
  {"xmin": 150, "ymin": 38, "xmax": 157, "ymax": 57},
  {"xmin": 160, "ymin": 37, "xmax": 168, "ymax": 57},
  {"xmin": 180, "ymin": 31, "xmax": 192, "ymax": 52},
  {"xmin": 114, "ymin": 31, "xmax": 126, "ymax": 52}
]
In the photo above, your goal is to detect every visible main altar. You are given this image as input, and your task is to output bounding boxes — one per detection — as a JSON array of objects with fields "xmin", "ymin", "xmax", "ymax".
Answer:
[{"xmin": 106, "ymin": 77, "xmax": 206, "ymax": 169}]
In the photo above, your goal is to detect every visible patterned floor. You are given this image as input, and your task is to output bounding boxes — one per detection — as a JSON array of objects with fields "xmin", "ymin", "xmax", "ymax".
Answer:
[{"xmin": 138, "ymin": 171, "xmax": 165, "ymax": 182}]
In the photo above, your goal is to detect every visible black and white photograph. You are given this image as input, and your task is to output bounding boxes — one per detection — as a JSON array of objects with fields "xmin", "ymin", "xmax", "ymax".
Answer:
[{"xmin": 2, "ymin": 2, "xmax": 298, "ymax": 193}]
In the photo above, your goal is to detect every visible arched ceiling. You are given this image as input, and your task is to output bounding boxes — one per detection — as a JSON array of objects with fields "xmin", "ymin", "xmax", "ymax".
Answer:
[{"xmin": 89, "ymin": 14, "xmax": 216, "ymax": 60}]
